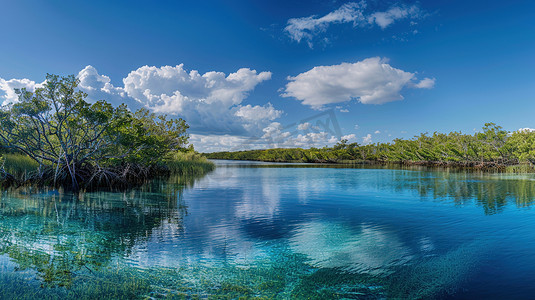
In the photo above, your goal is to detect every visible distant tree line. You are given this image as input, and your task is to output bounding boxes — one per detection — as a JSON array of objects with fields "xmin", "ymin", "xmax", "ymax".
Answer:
[{"xmin": 206, "ymin": 123, "xmax": 535, "ymax": 168}]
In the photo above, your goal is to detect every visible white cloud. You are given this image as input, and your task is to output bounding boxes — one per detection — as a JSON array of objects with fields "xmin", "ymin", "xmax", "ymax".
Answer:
[
  {"xmin": 354, "ymin": 124, "xmax": 360, "ymax": 130},
  {"xmin": 285, "ymin": 2, "xmax": 366, "ymax": 47},
  {"xmin": 120, "ymin": 65, "xmax": 272, "ymax": 135},
  {"xmin": 413, "ymin": 77, "xmax": 435, "ymax": 89},
  {"xmin": 77, "ymin": 64, "xmax": 276, "ymax": 136},
  {"xmin": 362, "ymin": 134, "xmax": 372, "ymax": 144},
  {"xmin": 123, "ymin": 65, "xmax": 271, "ymax": 111},
  {"xmin": 298, "ymin": 122, "xmax": 311, "ymax": 131},
  {"xmin": 200, "ymin": 121, "xmax": 347, "ymax": 152},
  {"xmin": 367, "ymin": 4, "xmax": 421, "ymax": 29},
  {"xmin": 192, "ymin": 120, "xmax": 346, "ymax": 152},
  {"xmin": 374, "ymin": 130, "xmax": 381, "ymax": 134},
  {"xmin": 189, "ymin": 134, "xmax": 252, "ymax": 153},
  {"xmin": 336, "ymin": 105, "xmax": 350, "ymax": 112},
  {"xmin": 77, "ymin": 65, "xmax": 134, "ymax": 108},
  {"xmin": 283, "ymin": 57, "xmax": 434, "ymax": 108},
  {"xmin": 235, "ymin": 103, "xmax": 282, "ymax": 121},
  {"xmin": 1, "ymin": 65, "xmax": 284, "ymax": 152},
  {"xmin": 518, "ymin": 128, "xmax": 535, "ymax": 132},
  {"xmin": 234, "ymin": 103, "xmax": 283, "ymax": 133},
  {"xmin": 284, "ymin": 2, "xmax": 424, "ymax": 47},
  {"xmin": 342, "ymin": 134, "xmax": 357, "ymax": 141},
  {"xmin": 0, "ymin": 78, "xmax": 45, "ymax": 105}
]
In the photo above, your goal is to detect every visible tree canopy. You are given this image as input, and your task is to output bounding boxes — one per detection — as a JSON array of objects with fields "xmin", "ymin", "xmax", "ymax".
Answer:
[
  {"xmin": 207, "ymin": 123, "xmax": 535, "ymax": 167},
  {"xmin": 0, "ymin": 74, "xmax": 189, "ymax": 189}
]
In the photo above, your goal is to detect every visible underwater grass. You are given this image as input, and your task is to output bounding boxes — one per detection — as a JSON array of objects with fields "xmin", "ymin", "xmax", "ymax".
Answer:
[
  {"xmin": 0, "ymin": 268, "xmax": 152, "ymax": 300},
  {"xmin": 0, "ymin": 241, "xmax": 487, "ymax": 299}
]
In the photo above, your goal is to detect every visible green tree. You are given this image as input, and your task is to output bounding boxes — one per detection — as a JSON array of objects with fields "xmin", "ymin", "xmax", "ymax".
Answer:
[{"xmin": 0, "ymin": 74, "xmax": 189, "ymax": 189}]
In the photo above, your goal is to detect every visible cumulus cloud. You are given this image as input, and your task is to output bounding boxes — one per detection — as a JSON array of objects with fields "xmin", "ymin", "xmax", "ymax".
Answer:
[
  {"xmin": 284, "ymin": 1, "xmax": 424, "ymax": 47},
  {"xmin": 1, "ymin": 64, "xmax": 282, "ymax": 152},
  {"xmin": 260, "ymin": 122, "xmax": 349, "ymax": 149},
  {"xmin": 122, "ymin": 65, "xmax": 271, "ymax": 112},
  {"xmin": 116, "ymin": 64, "xmax": 273, "ymax": 135},
  {"xmin": 235, "ymin": 103, "xmax": 282, "ymax": 121},
  {"xmin": 0, "ymin": 78, "xmax": 45, "ymax": 105},
  {"xmin": 190, "ymin": 124, "xmax": 340, "ymax": 152},
  {"xmin": 78, "ymin": 64, "xmax": 275, "ymax": 135},
  {"xmin": 374, "ymin": 130, "xmax": 381, "ymax": 134},
  {"xmin": 283, "ymin": 57, "xmax": 434, "ymax": 108},
  {"xmin": 189, "ymin": 134, "xmax": 252, "ymax": 153},
  {"xmin": 362, "ymin": 134, "xmax": 372, "ymax": 144},
  {"xmin": 234, "ymin": 103, "xmax": 283, "ymax": 133},
  {"xmin": 77, "ymin": 65, "xmax": 135, "ymax": 108}
]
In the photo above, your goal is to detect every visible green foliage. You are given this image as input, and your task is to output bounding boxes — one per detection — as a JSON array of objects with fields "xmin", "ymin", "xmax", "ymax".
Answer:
[
  {"xmin": 165, "ymin": 150, "xmax": 215, "ymax": 175},
  {"xmin": 0, "ymin": 74, "xmax": 191, "ymax": 189},
  {"xmin": 505, "ymin": 129, "xmax": 535, "ymax": 163},
  {"xmin": 207, "ymin": 123, "xmax": 535, "ymax": 170}
]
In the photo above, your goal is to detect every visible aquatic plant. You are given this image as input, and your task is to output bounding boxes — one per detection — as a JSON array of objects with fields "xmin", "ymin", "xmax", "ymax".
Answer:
[{"xmin": 386, "ymin": 241, "xmax": 487, "ymax": 299}]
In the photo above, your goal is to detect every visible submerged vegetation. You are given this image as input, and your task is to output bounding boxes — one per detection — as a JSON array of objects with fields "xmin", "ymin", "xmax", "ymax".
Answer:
[
  {"xmin": 0, "ymin": 74, "xmax": 214, "ymax": 190},
  {"xmin": 0, "ymin": 181, "xmax": 488, "ymax": 299},
  {"xmin": 207, "ymin": 123, "xmax": 535, "ymax": 171}
]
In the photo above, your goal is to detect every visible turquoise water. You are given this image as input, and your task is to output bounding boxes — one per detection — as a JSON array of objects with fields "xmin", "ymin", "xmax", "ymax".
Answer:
[{"xmin": 2, "ymin": 160, "xmax": 535, "ymax": 299}]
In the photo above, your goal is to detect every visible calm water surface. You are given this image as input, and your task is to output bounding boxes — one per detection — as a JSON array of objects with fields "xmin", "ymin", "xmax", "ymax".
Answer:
[{"xmin": 2, "ymin": 160, "xmax": 535, "ymax": 299}]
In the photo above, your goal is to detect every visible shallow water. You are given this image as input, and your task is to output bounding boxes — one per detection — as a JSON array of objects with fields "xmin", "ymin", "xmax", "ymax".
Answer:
[{"xmin": 2, "ymin": 160, "xmax": 535, "ymax": 299}]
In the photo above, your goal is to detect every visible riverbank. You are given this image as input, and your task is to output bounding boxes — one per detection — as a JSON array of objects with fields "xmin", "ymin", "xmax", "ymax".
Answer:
[
  {"xmin": 206, "ymin": 155, "xmax": 535, "ymax": 173},
  {"xmin": 0, "ymin": 151, "xmax": 215, "ymax": 190}
]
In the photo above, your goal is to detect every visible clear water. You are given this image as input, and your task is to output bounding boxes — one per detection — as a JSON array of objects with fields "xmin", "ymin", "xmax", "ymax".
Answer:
[{"xmin": 2, "ymin": 160, "xmax": 535, "ymax": 299}]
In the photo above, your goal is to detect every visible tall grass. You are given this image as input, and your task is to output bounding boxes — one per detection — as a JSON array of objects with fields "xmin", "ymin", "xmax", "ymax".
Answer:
[
  {"xmin": 0, "ymin": 153, "xmax": 39, "ymax": 180},
  {"xmin": 0, "ymin": 151, "xmax": 214, "ymax": 189},
  {"xmin": 165, "ymin": 151, "xmax": 215, "ymax": 176},
  {"xmin": 505, "ymin": 163, "xmax": 535, "ymax": 173}
]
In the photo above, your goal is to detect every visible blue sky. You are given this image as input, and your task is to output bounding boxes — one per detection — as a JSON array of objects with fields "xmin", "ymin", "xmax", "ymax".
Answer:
[{"xmin": 0, "ymin": 0, "xmax": 534, "ymax": 152}]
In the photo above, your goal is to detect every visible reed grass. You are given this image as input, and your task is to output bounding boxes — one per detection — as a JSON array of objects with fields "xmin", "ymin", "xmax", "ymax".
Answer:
[
  {"xmin": 165, "ymin": 151, "xmax": 215, "ymax": 176},
  {"xmin": 0, "ymin": 150, "xmax": 214, "ymax": 190},
  {"xmin": 505, "ymin": 163, "xmax": 535, "ymax": 173},
  {"xmin": 0, "ymin": 153, "xmax": 39, "ymax": 181}
]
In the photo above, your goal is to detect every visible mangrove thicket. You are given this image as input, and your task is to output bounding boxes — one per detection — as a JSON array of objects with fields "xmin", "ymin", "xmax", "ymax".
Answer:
[{"xmin": 0, "ymin": 74, "xmax": 213, "ymax": 190}]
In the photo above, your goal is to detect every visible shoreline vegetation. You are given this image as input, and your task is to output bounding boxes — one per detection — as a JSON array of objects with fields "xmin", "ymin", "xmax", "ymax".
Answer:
[
  {"xmin": 0, "ymin": 74, "xmax": 214, "ymax": 190},
  {"xmin": 206, "ymin": 123, "xmax": 535, "ymax": 173}
]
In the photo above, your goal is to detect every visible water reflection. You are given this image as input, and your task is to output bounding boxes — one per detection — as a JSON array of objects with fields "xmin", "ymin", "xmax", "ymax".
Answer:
[
  {"xmin": 290, "ymin": 221, "xmax": 412, "ymax": 274},
  {"xmin": 1, "ymin": 162, "xmax": 535, "ymax": 298},
  {"xmin": 0, "ymin": 174, "xmax": 195, "ymax": 288},
  {"xmin": 216, "ymin": 161, "xmax": 535, "ymax": 215}
]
